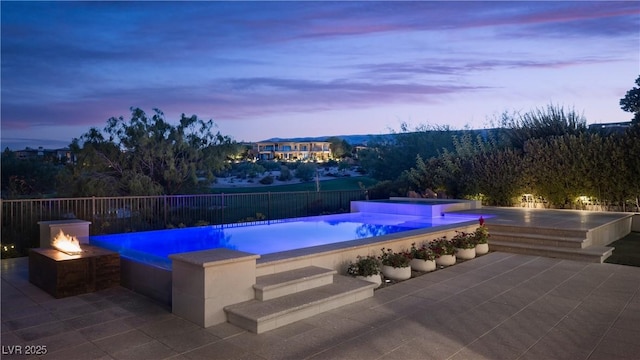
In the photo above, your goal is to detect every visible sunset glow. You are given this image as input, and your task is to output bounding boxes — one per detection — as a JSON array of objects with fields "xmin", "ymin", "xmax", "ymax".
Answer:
[{"xmin": 1, "ymin": 2, "xmax": 638, "ymax": 149}]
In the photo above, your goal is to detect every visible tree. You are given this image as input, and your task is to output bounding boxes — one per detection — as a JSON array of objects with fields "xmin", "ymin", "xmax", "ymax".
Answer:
[
  {"xmin": 406, "ymin": 155, "xmax": 435, "ymax": 193},
  {"xmin": 622, "ymin": 123, "xmax": 640, "ymax": 210},
  {"xmin": 620, "ymin": 75, "xmax": 640, "ymax": 123},
  {"xmin": 474, "ymin": 147, "xmax": 526, "ymax": 206},
  {"xmin": 405, "ymin": 131, "xmax": 493, "ymax": 199},
  {"xmin": 326, "ymin": 137, "xmax": 352, "ymax": 159},
  {"xmin": 1, "ymin": 148, "xmax": 61, "ymax": 198},
  {"xmin": 278, "ymin": 165, "xmax": 292, "ymax": 181},
  {"xmin": 358, "ymin": 123, "xmax": 461, "ymax": 181},
  {"xmin": 432, "ymin": 132, "xmax": 487, "ymax": 199},
  {"xmin": 497, "ymin": 105, "xmax": 587, "ymax": 149},
  {"xmin": 61, "ymin": 108, "xmax": 238, "ymax": 196},
  {"xmin": 523, "ymin": 134, "xmax": 595, "ymax": 208},
  {"xmin": 295, "ymin": 162, "xmax": 317, "ymax": 182}
]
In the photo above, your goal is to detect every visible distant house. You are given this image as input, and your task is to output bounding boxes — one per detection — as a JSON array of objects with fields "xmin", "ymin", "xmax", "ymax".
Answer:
[
  {"xmin": 14, "ymin": 147, "xmax": 76, "ymax": 163},
  {"xmin": 252, "ymin": 141, "xmax": 332, "ymax": 161},
  {"xmin": 588, "ymin": 121, "xmax": 632, "ymax": 134},
  {"xmin": 351, "ymin": 145, "xmax": 368, "ymax": 159}
]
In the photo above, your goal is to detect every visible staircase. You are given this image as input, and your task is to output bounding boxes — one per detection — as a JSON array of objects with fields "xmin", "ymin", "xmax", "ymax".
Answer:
[
  {"xmin": 488, "ymin": 224, "xmax": 614, "ymax": 263},
  {"xmin": 224, "ymin": 266, "xmax": 376, "ymax": 333}
]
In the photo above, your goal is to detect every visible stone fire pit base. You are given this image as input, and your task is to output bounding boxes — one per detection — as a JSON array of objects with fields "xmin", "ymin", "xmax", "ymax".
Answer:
[{"xmin": 29, "ymin": 245, "xmax": 120, "ymax": 298}]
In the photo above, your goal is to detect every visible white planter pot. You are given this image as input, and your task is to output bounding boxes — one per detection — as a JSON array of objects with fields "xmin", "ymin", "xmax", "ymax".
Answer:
[
  {"xmin": 435, "ymin": 254, "xmax": 456, "ymax": 266},
  {"xmin": 456, "ymin": 247, "xmax": 476, "ymax": 260},
  {"xmin": 409, "ymin": 258, "xmax": 436, "ymax": 272},
  {"xmin": 381, "ymin": 265, "xmax": 411, "ymax": 281},
  {"xmin": 475, "ymin": 243, "xmax": 489, "ymax": 255},
  {"xmin": 356, "ymin": 274, "xmax": 382, "ymax": 288}
]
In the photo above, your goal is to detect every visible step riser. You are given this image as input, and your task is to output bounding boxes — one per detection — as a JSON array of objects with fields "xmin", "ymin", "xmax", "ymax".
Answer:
[
  {"xmin": 253, "ymin": 266, "xmax": 337, "ymax": 301},
  {"xmin": 227, "ymin": 286, "xmax": 374, "ymax": 333},
  {"xmin": 256, "ymin": 275, "xmax": 335, "ymax": 301},
  {"xmin": 490, "ymin": 243, "xmax": 611, "ymax": 263},
  {"xmin": 228, "ymin": 267, "xmax": 376, "ymax": 334},
  {"xmin": 488, "ymin": 224, "xmax": 587, "ymax": 239},
  {"xmin": 490, "ymin": 233, "xmax": 589, "ymax": 249}
]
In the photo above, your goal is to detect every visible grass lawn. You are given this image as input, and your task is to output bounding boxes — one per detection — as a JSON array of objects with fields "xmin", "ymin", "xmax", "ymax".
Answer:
[
  {"xmin": 605, "ymin": 232, "xmax": 640, "ymax": 267},
  {"xmin": 211, "ymin": 176, "xmax": 378, "ymax": 194}
]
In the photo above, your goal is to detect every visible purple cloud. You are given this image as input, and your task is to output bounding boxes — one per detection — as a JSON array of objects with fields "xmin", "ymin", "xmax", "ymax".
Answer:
[
  {"xmin": 1, "ymin": 1, "xmax": 638, "ymax": 147},
  {"xmin": 355, "ymin": 57, "xmax": 623, "ymax": 79},
  {"xmin": 2, "ymin": 76, "xmax": 489, "ymax": 132}
]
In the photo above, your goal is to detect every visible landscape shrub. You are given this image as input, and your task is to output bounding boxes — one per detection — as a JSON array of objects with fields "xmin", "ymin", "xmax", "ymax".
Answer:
[
  {"xmin": 295, "ymin": 163, "xmax": 317, "ymax": 182},
  {"xmin": 324, "ymin": 159, "xmax": 339, "ymax": 169},
  {"xmin": 258, "ymin": 160, "xmax": 281, "ymax": 172},
  {"xmin": 278, "ymin": 166, "xmax": 293, "ymax": 181},
  {"xmin": 367, "ymin": 176, "xmax": 410, "ymax": 199},
  {"xmin": 232, "ymin": 162, "xmax": 265, "ymax": 179},
  {"xmin": 259, "ymin": 175, "xmax": 274, "ymax": 185}
]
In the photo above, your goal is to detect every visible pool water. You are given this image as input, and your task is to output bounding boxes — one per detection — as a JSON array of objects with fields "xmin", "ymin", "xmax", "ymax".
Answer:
[{"xmin": 90, "ymin": 211, "xmax": 481, "ymax": 269}]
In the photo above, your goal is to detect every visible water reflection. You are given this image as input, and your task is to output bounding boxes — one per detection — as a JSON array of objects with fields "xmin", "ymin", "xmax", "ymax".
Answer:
[{"xmin": 355, "ymin": 223, "xmax": 411, "ymax": 238}]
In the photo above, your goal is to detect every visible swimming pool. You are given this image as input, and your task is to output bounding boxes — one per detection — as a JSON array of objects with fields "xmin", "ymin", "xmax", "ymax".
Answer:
[{"xmin": 90, "ymin": 211, "xmax": 481, "ymax": 270}]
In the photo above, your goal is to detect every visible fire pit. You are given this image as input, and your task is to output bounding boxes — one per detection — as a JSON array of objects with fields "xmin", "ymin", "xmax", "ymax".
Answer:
[
  {"xmin": 29, "ymin": 230, "xmax": 120, "ymax": 298},
  {"xmin": 51, "ymin": 229, "xmax": 83, "ymax": 255}
]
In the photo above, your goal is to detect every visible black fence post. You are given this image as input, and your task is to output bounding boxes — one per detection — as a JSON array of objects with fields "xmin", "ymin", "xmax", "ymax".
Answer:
[
  {"xmin": 163, "ymin": 195, "xmax": 168, "ymax": 227},
  {"xmin": 221, "ymin": 193, "xmax": 225, "ymax": 225}
]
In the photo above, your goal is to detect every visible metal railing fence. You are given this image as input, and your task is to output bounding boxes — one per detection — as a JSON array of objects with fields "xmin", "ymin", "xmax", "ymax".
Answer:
[{"xmin": 1, "ymin": 190, "xmax": 366, "ymax": 254}]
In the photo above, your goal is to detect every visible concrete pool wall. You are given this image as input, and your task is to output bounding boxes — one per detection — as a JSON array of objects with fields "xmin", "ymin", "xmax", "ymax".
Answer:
[{"xmin": 351, "ymin": 198, "xmax": 481, "ymax": 217}]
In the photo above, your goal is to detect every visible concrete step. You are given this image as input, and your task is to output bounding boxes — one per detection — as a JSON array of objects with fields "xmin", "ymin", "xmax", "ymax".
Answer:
[
  {"xmin": 488, "ymin": 224, "xmax": 588, "ymax": 239},
  {"xmin": 489, "ymin": 231, "xmax": 589, "ymax": 249},
  {"xmin": 490, "ymin": 240, "xmax": 614, "ymax": 263},
  {"xmin": 254, "ymin": 266, "xmax": 337, "ymax": 301},
  {"xmin": 225, "ymin": 275, "xmax": 376, "ymax": 333}
]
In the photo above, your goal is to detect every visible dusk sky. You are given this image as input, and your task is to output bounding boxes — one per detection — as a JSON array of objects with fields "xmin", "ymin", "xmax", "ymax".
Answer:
[{"xmin": 2, "ymin": 1, "xmax": 639, "ymax": 150}]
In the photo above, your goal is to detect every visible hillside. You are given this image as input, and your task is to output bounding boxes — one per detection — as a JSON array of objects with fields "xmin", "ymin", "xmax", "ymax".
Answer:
[
  {"xmin": 261, "ymin": 129, "xmax": 496, "ymax": 146},
  {"xmin": 261, "ymin": 134, "xmax": 390, "ymax": 146}
]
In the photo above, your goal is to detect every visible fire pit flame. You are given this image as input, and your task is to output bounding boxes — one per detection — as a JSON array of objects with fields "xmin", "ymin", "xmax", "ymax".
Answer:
[{"xmin": 52, "ymin": 230, "xmax": 83, "ymax": 255}]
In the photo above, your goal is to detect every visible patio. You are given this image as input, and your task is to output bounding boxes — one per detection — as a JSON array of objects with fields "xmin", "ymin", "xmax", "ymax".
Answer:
[{"xmin": 2, "ymin": 250, "xmax": 639, "ymax": 359}]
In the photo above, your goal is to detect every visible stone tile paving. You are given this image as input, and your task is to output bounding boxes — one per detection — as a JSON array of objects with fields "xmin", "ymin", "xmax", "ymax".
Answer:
[{"xmin": 2, "ymin": 250, "xmax": 640, "ymax": 360}]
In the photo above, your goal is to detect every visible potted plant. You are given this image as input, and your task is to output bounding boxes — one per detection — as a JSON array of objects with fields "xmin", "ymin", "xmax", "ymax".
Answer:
[
  {"xmin": 452, "ymin": 231, "xmax": 476, "ymax": 260},
  {"xmin": 474, "ymin": 223, "xmax": 490, "ymax": 255},
  {"xmin": 473, "ymin": 217, "xmax": 490, "ymax": 255},
  {"xmin": 429, "ymin": 236, "xmax": 457, "ymax": 266},
  {"xmin": 379, "ymin": 247, "xmax": 412, "ymax": 281},
  {"xmin": 347, "ymin": 255, "xmax": 382, "ymax": 287},
  {"xmin": 409, "ymin": 242, "xmax": 436, "ymax": 272}
]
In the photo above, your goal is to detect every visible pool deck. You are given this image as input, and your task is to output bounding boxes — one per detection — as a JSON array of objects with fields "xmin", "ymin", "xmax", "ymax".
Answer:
[
  {"xmin": 2, "ymin": 208, "xmax": 640, "ymax": 359},
  {"xmin": 457, "ymin": 206, "xmax": 634, "ymax": 232}
]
